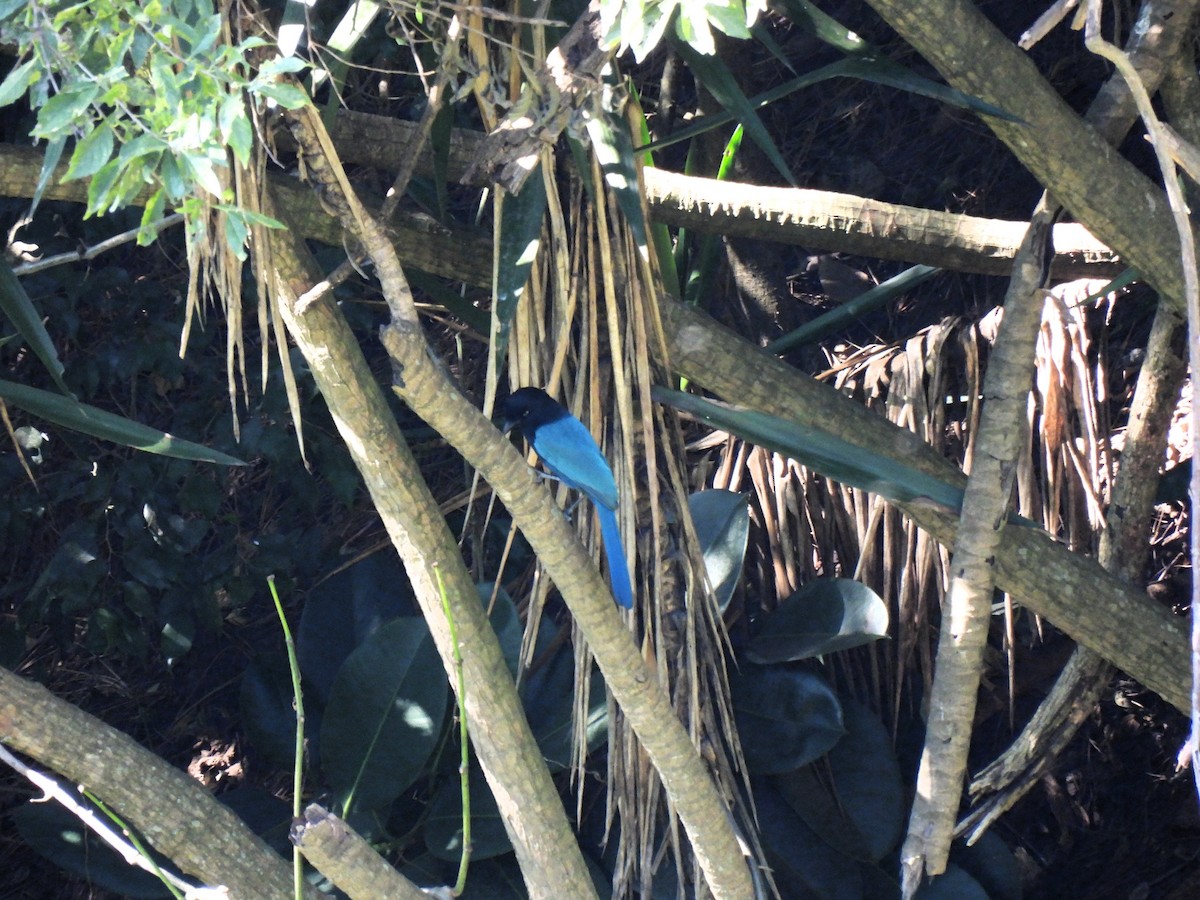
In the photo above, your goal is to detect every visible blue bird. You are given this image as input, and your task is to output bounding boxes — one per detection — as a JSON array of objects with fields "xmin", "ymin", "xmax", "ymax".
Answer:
[{"xmin": 502, "ymin": 387, "xmax": 634, "ymax": 609}]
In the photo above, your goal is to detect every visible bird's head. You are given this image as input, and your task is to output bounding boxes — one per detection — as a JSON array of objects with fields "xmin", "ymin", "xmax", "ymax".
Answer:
[{"xmin": 501, "ymin": 386, "xmax": 564, "ymax": 437}]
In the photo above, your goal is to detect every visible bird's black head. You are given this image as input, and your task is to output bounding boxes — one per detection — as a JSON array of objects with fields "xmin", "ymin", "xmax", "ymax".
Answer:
[{"xmin": 501, "ymin": 387, "xmax": 567, "ymax": 436}]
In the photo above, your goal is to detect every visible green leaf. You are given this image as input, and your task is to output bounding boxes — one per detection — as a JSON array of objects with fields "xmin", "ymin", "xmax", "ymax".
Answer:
[
  {"xmin": 296, "ymin": 554, "xmax": 414, "ymax": 706},
  {"xmin": 773, "ymin": 0, "xmax": 871, "ymax": 55},
  {"xmin": 834, "ymin": 57, "xmax": 1023, "ymax": 123},
  {"xmin": 159, "ymin": 152, "xmax": 186, "ymax": 198},
  {"xmin": 183, "ymin": 153, "xmax": 225, "ymax": 199},
  {"xmin": 63, "ymin": 122, "xmax": 115, "ymax": 182},
  {"xmin": 34, "ymin": 83, "xmax": 100, "ymax": 135},
  {"xmin": 731, "ymin": 665, "xmax": 844, "ymax": 773},
  {"xmin": 223, "ymin": 211, "xmax": 248, "ymax": 259},
  {"xmin": 774, "ymin": 1, "xmax": 1021, "ymax": 123},
  {"xmin": 493, "ymin": 170, "xmax": 547, "ymax": 369},
  {"xmin": 775, "ymin": 700, "xmax": 904, "ymax": 863},
  {"xmin": 0, "ymin": 379, "xmax": 248, "ymax": 465},
  {"xmin": 86, "ymin": 157, "xmax": 123, "ymax": 215},
  {"xmin": 252, "ymin": 80, "xmax": 310, "ymax": 109},
  {"xmin": 118, "ymin": 132, "xmax": 168, "ymax": 166},
  {"xmin": 241, "ymin": 654, "xmax": 306, "ymax": 770},
  {"xmin": 687, "ymin": 490, "xmax": 748, "ymax": 611},
  {"xmin": 644, "ymin": 58, "xmax": 1020, "ymax": 156},
  {"xmin": 31, "ymin": 135, "xmax": 66, "ymax": 216},
  {"xmin": 767, "ymin": 264, "xmax": 941, "ymax": 353},
  {"xmin": 227, "ymin": 106, "xmax": 253, "ymax": 163},
  {"xmin": 258, "ymin": 55, "xmax": 311, "ymax": 77},
  {"xmin": 0, "ymin": 58, "xmax": 37, "ymax": 107},
  {"xmin": 951, "ymin": 831, "xmax": 1023, "ymax": 900},
  {"xmin": 11, "ymin": 803, "xmax": 173, "ymax": 899},
  {"xmin": 754, "ymin": 784, "xmax": 865, "ymax": 898},
  {"xmin": 521, "ymin": 619, "xmax": 608, "ymax": 771},
  {"xmin": 137, "ymin": 189, "xmax": 167, "ymax": 245},
  {"xmin": 626, "ymin": 82, "xmax": 681, "ymax": 297},
  {"xmin": 747, "ymin": 578, "xmax": 888, "ymax": 663},
  {"xmin": 0, "ymin": 257, "xmax": 70, "ymax": 395},
  {"xmin": 914, "ymin": 864, "xmax": 990, "ymax": 900},
  {"xmin": 585, "ymin": 74, "xmax": 650, "ymax": 251},
  {"xmin": 653, "ymin": 386, "xmax": 967, "ymax": 514},
  {"xmin": 671, "ymin": 37, "xmax": 795, "ymax": 185},
  {"xmin": 477, "ymin": 583, "xmax": 521, "ymax": 677},
  {"xmin": 424, "ymin": 766, "xmax": 513, "ymax": 861},
  {"xmin": 320, "ymin": 616, "xmax": 448, "ymax": 814}
]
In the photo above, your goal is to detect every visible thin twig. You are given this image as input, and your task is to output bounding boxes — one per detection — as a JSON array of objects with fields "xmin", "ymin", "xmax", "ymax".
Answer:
[
  {"xmin": 0, "ymin": 742, "xmax": 226, "ymax": 898},
  {"xmin": 13, "ymin": 214, "xmax": 186, "ymax": 276}
]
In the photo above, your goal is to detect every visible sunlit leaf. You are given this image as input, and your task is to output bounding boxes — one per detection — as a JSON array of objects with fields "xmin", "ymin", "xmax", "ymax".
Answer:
[
  {"xmin": 493, "ymin": 171, "xmax": 547, "ymax": 367},
  {"xmin": 320, "ymin": 616, "xmax": 448, "ymax": 813},
  {"xmin": 34, "ymin": 83, "xmax": 99, "ymax": 135},
  {"xmin": 0, "ymin": 57, "xmax": 37, "ymax": 107},
  {"xmin": 63, "ymin": 122, "xmax": 115, "ymax": 182}
]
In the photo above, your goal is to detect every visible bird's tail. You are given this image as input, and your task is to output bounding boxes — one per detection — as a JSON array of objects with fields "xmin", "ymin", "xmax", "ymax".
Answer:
[{"xmin": 596, "ymin": 504, "xmax": 634, "ymax": 609}]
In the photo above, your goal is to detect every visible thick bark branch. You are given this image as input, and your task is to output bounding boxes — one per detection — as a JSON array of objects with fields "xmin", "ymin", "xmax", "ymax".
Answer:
[
  {"xmin": 307, "ymin": 110, "xmax": 1123, "ymax": 278},
  {"xmin": 0, "ymin": 666, "xmax": 304, "ymax": 899},
  {"xmin": 0, "ymin": 144, "xmax": 493, "ymax": 289},
  {"xmin": 642, "ymin": 169, "xmax": 1117, "ymax": 278},
  {"xmin": 263, "ymin": 215, "xmax": 598, "ymax": 899},
  {"xmin": 862, "ymin": 0, "xmax": 1188, "ymax": 308},
  {"xmin": 381, "ymin": 323, "xmax": 756, "ymax": 900},
  {"xmin": 291, "ymin": 804, "xmax": 428, "ymax": 900},
  {"xmin": 902, "ymin": 202, "xmax": 1059, "ymax": 892},
  {"xmin": 658, "ymin": 298, "xmax": 1190, "ymax": 711}
]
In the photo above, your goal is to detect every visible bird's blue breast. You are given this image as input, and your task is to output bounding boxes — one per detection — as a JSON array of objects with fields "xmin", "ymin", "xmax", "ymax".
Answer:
[{"xmin": 527, "ymin": 412, "xmax": 619, "ymax": 511}]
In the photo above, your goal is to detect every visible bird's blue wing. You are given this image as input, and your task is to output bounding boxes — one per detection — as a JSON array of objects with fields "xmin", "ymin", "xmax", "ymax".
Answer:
[
  {"xmin": 528, "ymin": 415, "xmax": 619, "ymax": 511},
  {"xmin": 597, "ymin": 503, "xmax": 633, "ymax": 608}
]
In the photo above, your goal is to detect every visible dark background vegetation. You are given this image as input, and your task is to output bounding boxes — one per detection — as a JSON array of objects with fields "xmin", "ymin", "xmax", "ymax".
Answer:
[{"xmin": 1, "ymin": 1, "xmax": 1197, "ymax": 897}]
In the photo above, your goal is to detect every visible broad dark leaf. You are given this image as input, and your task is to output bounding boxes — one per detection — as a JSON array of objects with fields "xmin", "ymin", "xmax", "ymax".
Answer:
[
  {"xmin": 731, "ymin": 665, "xmax": 844, "ymax": 773},
  {"xmin": 320, "ymin": 616, "xmax": 448, "ymax": 813},
  {"xmin": 748, "ymin": 577, "xmax": 888, "ymax": 663},
  {"xmin": 687, "ymin": 489, "xmax": 749, "ymax": 611}
]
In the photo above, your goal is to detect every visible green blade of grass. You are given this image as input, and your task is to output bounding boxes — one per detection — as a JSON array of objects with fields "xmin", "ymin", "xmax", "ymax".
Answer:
[
  {"xmin": 653, "ymin": 386, "xmax": 965, "ymax": 513},
  {"xmin": 0, "ymin": 257, "xmax": 71, "ymax": 396},
  {"xmin": 766, "ymin": 264, "xmax": 941, "ymax": 354},
  {"xmin": 0, "ymin": 378, "xmax": 247, "ymax": 465}
]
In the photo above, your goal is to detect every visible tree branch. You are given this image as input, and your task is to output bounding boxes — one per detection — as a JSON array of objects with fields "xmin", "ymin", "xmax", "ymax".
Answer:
[{"xmin": 0, "ymin": 666, "xmax": 305, "ymax": 899}]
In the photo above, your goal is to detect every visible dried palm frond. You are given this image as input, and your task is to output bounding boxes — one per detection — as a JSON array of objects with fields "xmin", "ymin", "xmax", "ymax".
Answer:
[
  {"xmin": 703, "ymin": 280, "xmax": 1123, "ymax": 730},
  {"xmin": 502, "ymin": 123, "xmax": 763, "ymax": 898}
]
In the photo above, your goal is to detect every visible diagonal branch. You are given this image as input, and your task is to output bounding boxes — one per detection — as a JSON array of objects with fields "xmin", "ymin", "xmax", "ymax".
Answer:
[
  {"xmin": 862, "ymin": 0, "xmax": 1188, "ymax": 309},
  {"xmin": 658, "ymin": 297, "xmax": 1190, "ymax": 710}
]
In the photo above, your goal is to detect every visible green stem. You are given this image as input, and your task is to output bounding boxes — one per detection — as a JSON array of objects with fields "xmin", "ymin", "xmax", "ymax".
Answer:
[{"xmin": 268, "ymin": 574, "xmax": 306, "ymax": 900}]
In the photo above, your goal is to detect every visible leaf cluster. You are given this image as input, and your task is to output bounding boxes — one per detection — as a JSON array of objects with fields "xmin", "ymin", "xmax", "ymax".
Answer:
[{"xmin": 0, "ymin": 0, "xmax": 306, "ymax": 250}]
